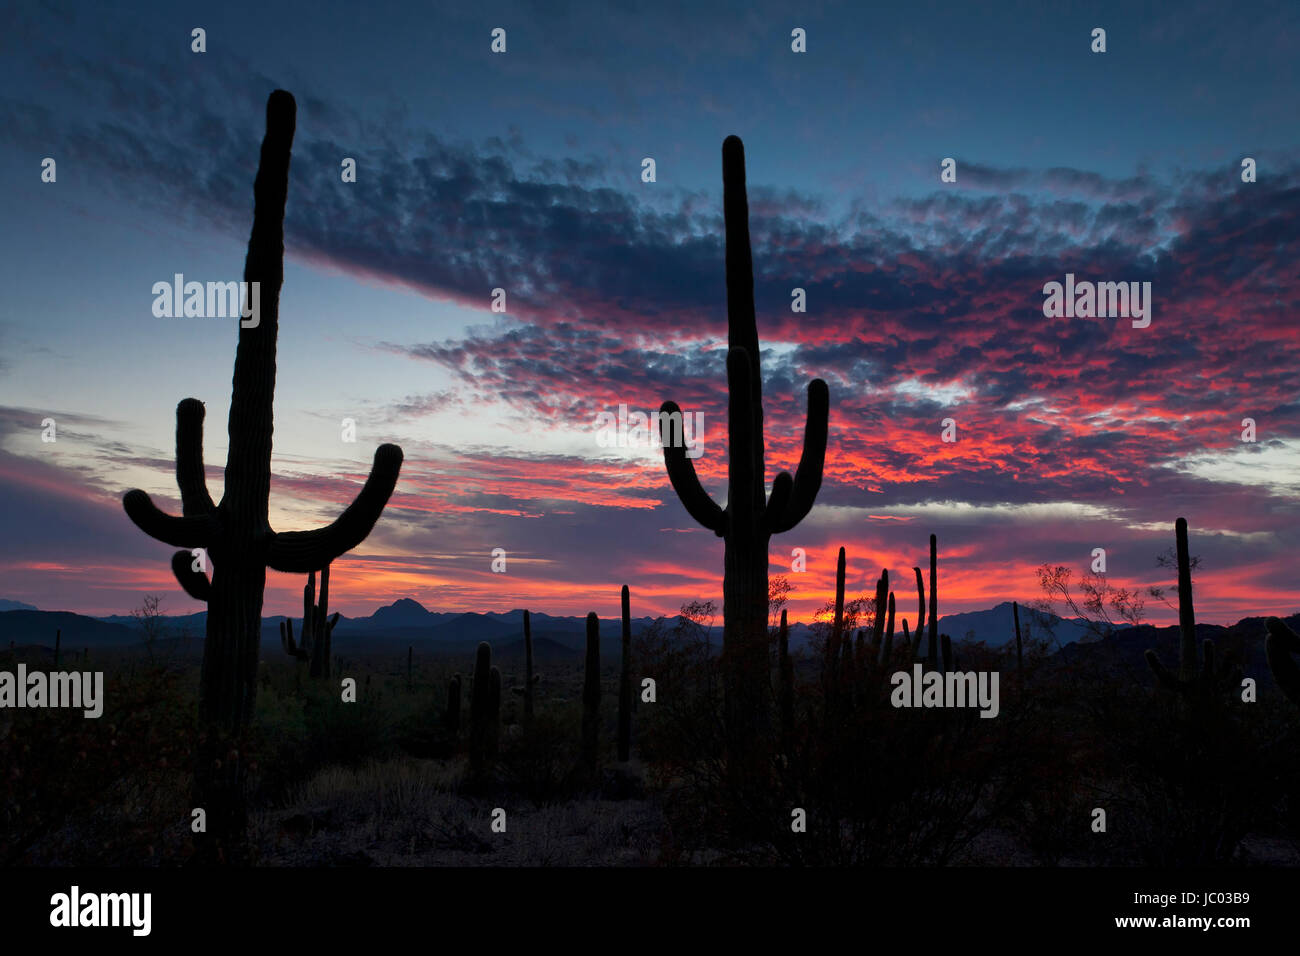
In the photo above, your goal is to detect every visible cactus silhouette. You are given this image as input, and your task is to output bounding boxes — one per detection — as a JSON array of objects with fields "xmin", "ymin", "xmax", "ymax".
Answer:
[
  {"xmin": 279, "ymin": 566, "xmax": 338, "ymax": 678},
  {"xmin": 617, "ymin": 586, "xmax": 633, "ymax": 762},
  {"xmin": 1013, "ymin": 600, "xmax": 1023, "ymax": 672},
  {"xmin": 928, "ymin": 534, "xmax": 939, "ymax": 671},
  {"xmin": 878, "ymin": 591, "xmax": 896, "ymax": 667},
  {"xmin": 910, "ymin": 566, "xmax": 926, "ymax": 658},
  {"xmin": 1144, "ymin": 518, "xmax": 1221, "ymax": 695},
  {"xmin": 1265, "ymin": 618, "xmax": 1300, "ymax": 706},
  {"xmin": 582, "ymin": 611, "xmax": 601, "ymax": 771},
  {"xmin": 829, "ymin": 546, "xmax": 847, "ymax": 680},
  {"xmin": 121, "ymin": 91, "xmax": 402, "ymax": 736},
  {"xmin": 658, "ymin": 135, "xmax": 829, "ymax": 770},
  {"xmin": 118, "ymin": 91, "xmax": 401, "ymax": 862},
  {"xmin": 523, "ymin": 609, "xmax": 538, "ymax": 723},
  {"xmin": 870, "ymin": 570, "xmax": 889, "ymax": 665},
  {"xmin": 469, "ymin": 642, "xmax": 497, "ymax": 769}
]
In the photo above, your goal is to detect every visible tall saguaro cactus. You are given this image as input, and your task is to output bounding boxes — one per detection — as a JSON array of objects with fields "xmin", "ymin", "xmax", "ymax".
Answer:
[
  {"xmin": 1144, "ymin": 517, "xmax": 1217, "ymax": 694},
  {"xmin": 658, "ymin": 136, "xmax": 829, "ymax": 771},
  {"xmin": 121, "ymin": 91, "xmax": 403, "ymax": 737}
]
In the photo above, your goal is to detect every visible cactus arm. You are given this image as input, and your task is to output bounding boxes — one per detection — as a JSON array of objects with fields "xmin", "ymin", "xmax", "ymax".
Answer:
[
  {"xmin": 659, "ymin": 401, "xmax": 725, "ymax": 535},
  {"xmin": 318, "ymin": 562, "xmax": 330, "ymax": 621},
  {"xmin": 175, "ymin": 398, "xmax": 216, "ymax": 516},
  {"xmin": 122, "ymin": 490, "xmax": 212, "ymax": 547},
  {"xmin": 1265, "ymin": 618, "xmax": 1300, "ymax": 705},
  {"xmin": 171, "ymin": 549, "xmax": 211, "ymax": 601},
  {"xmin": 766, "ymin": 471, "xmax": 793, "ymax": 525},
  {"xmin": 913, "ymin": 566, "xmax": 926, "ymax": 648},
  {"xmin": 266, "ymin": 444, "xmax": 404, "ymax": 572},
  {"xmin": 765, "ymin": 379, "xmax": 829, "ymax": 534},
  {"xmin": 871, "ymin": 570, "xmax": 889, "ymax": 646},
  {"xmin": 880, "ymin": 591, "xmax": 896, "ymax": 665}
]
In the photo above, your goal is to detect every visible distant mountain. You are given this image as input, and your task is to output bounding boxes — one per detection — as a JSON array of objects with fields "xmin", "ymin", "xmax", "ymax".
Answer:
[
  {"xmin": 0, "ymin": 599, "xmax": 39, "ymax": 612},
  {"xmin": 364, "ymin": 598, "xmax": 442, "ymax": 629},
  {"xmin": 0, "ymin": 610, "xmax": 143, "ymax": 647},
  {"xmin": 933, "ymin": 601, "xmax": 1096, "ymax": 648}
]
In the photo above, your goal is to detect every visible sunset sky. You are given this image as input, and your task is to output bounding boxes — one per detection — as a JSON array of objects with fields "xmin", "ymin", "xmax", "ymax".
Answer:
[{"xmin": 1, "ymin": 0, "xmax": 1297, "ymax": 627}]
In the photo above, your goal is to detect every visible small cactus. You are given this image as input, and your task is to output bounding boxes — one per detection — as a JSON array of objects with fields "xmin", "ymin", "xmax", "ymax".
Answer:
[
  {"xmin": 582, "ymin": 612, "xmax": 601, "ymax": 771},
  {"xmin": 617, "ymin": 586, "xmax": 633, "ymax": 762},
  {"xmin": 523, "ymin": 609, "xmax": 537, "ymax": 723},
  {"xmin": 279, "ymin": 566, "xmax": 339, "ymax": 678},
  {"xmin": 1013, "ymin": 600, "xmax": 1023, "ymax": 672},
  {"xmin": 928, "ymin": 534, "xmax": 939, "ymax": 671}
]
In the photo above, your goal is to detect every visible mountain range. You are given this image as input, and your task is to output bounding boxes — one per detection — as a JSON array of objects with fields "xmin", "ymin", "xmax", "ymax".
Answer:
[{"xmin": 0, "ymin": 596, "xmax": 1111, "ymax": 655}]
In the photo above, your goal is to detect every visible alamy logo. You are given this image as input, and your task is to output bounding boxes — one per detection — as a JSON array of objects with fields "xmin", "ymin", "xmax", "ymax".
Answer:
[
  {"xmin": 49, "ymin": 886, "xmax": 151, "ymax": 936},
  {"xmin": 151, "ymin": 274, "xmax": 261, "ymax": 327},
  {"xmin": 890, "ymin": 664, "xmax": 1000, "ymax": 718},
  {"xmin": 0, "ymin": 666, "xmax": 103, "ymax": 718},
  {"xmin": 594, "ymin": 404, "xmax": 705, "ymax": 458},
  {"xmin": 1042, "ymin": 273, "xmax": 1152, "ymax": 328}
]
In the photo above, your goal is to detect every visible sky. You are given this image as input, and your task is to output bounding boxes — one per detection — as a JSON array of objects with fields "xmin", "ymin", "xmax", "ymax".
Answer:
[{"xmin": 0, "ymin": 0, "xmax": 1297, "ymax": 627}]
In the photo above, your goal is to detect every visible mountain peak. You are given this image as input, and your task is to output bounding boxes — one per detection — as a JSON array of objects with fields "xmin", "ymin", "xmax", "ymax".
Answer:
[{"xmin": 369, "ymin": 598, "xmax": 433, "ymax": 625}]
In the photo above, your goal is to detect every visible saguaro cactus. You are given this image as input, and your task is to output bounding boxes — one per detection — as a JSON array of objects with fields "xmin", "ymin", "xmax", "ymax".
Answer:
[
  {"xmin": 617, "ymin": 586, "xmax": 633, "ymax": 762},
  {"xmin": 928, "ymin": 534, "xmax": 939, "ymax": 671},
  {"xmin": 828, "ymin": 547, "xmax": 847, "ymax": 681},
  {"xmin": 523, "ymin": 609, "xmax": 537, "ymax": 722},
  {"xmin": 280, "ymin": 567, "xmax": 339, "ymax": 678},
  {"xmin": 1013, "ymin": 600, "xmax": 1023, "ymax": 671},
  {"xmin": 658, "ymin": 135, "xmax": 829, "ymax": 769},
  {"xmin": 1144, "ymin": 517, "xmax": 1217, "ymax": 694},
  {"xmin": 582, "ymin": 611, "xmax": 601, "ymax": 771},
  {"xmin": 469, "ymin": 642, "xmax": 496, "ymax": 768},
  {"xmin": 121, "ymin": 91, "xmax": 403, "ymax": 735}
]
